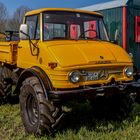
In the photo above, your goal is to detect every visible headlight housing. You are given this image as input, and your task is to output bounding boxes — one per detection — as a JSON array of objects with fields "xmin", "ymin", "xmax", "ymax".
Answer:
[
  {"xmin": 69, "ymin": 71, "xmax": 81, "ymax": 83},
  {"xmin": 124, "ymin": 67, "xmax": 133, "ymax": 77}
]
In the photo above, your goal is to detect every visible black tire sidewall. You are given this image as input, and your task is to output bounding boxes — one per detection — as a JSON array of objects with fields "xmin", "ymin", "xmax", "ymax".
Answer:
[
  {"xmin": 20, "ymin": 76, "xmax": 63, "ymax": 135},
  {"xmin": 20, "ymin": 83, "xmax": 40, "ymax": 134},
  {"xmin": 0, "ymin": 66, "xmax": 12, "ymax": 100}
]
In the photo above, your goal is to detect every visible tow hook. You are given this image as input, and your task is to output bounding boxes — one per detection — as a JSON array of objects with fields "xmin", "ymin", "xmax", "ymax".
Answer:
[{"xmin": 118, "ymin": 84, "xmax": 127, "ymax": 91}]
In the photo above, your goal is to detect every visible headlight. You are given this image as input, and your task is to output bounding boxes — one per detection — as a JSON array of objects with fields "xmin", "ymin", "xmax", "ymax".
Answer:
[
  {"xmin": 124, "ymin": 67, "xmax": 133, "ymax": 77},
  {"xmin": 69, "ymin": 71, "xmax": 81, "ymax": 83}
]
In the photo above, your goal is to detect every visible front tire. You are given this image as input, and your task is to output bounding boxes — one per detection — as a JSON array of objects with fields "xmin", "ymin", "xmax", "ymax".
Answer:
[{"xmin": 19, "ymin": 76, "xmax": 63, "ymax": 135}]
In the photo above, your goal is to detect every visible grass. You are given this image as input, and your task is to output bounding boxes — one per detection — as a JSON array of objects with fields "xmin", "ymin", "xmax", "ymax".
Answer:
[{"xmin": 0, "ymin": 101, "xmax": 140, "ymax": 140}]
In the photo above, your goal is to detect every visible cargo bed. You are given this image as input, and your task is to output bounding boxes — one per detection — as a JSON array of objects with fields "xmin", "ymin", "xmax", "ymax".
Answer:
[{"xmin": 0, "ymin": 41, "xmax": 18, "ymax": 65}]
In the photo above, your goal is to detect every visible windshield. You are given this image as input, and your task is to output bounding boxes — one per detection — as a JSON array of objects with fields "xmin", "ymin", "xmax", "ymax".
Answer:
[{"xmin": 43, "ymin": 11, "xmax": 109, "ymax": 41}]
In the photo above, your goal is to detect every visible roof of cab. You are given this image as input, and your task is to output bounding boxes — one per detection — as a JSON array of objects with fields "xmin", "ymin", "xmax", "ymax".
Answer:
[{"xmin": 25, "ymin": 8, "xmax": 103, "ymax": 17}]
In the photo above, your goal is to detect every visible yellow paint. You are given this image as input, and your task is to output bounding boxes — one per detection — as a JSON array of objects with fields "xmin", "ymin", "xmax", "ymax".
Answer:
[
  {"xmin": 0, "ymin": 42, "xmax": 18, "ymax": 65},
  {"xmin": 0, "ymin": 8, "xmax": 133, "ymax": 89},
  {"xmin": 25, "ymin": 8, "xmax": 103, "ymax": 17},
  {"xmin": 17, "ymin": 39, "xmax": 133, "ymax": 89}
]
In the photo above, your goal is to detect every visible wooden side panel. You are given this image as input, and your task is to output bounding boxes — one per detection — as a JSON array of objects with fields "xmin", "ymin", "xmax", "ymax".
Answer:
[{"xmin": 0, "ymin": 42, "xmax": 18, "ymax": 65}]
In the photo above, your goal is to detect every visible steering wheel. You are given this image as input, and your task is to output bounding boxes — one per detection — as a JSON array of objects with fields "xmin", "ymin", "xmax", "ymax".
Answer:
[{"xmin": 78, "ymin": 29, "xmax": 97, "ymax": 39}]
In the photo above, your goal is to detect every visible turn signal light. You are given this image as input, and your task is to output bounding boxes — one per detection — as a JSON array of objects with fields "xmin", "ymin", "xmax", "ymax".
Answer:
[{"xmin": 48, "ymin": 62, "xmax": 57, "ymax": 69}]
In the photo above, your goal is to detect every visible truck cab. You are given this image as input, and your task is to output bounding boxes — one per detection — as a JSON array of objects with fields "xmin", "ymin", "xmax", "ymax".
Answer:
[{"xmin": 19, "ymin": 8, "xmax": 133, "ymax": 89}]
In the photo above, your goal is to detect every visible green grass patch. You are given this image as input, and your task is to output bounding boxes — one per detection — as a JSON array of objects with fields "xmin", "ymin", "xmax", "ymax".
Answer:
[{"xmin": 0, "ymin": 102, "xmax": 140, "ymax": 140}]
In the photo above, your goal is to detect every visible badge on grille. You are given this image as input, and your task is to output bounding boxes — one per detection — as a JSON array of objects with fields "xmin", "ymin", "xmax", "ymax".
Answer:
[{"xmin": 98, "ymin": 69, "xmax": 109, "ymax": 79}]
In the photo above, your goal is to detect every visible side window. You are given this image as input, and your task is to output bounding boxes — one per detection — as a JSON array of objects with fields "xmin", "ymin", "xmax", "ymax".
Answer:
[
  {"xmin": 99, "ymin": 20, "xmax": 107, "ymax": 40},
  {"xmin": 26, "ymin": 15, "xmax": 40, "ymax": 39},
  {"xmin": 44, "ymin": 23, "xmax": 66, "ymax": 40}
]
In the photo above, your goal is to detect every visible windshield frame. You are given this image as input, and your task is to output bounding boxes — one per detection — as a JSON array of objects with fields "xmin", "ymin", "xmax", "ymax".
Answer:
[{"xmin": 42, "ymin": 11, "xmax": 110, "ymax": 41}]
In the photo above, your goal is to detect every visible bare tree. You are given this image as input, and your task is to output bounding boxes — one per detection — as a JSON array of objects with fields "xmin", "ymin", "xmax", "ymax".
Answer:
[
  {"xmin": 0, "ymin": 2, "xmax": 8, "ymax": 32},
  {"xmin": 8, "ymin": 6, "xmax": 31, "ymax": 31}
]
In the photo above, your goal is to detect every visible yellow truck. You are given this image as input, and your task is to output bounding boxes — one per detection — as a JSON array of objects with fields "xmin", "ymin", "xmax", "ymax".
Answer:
[{"xmin": 0, "ymin": 8, "xmax": 139, "ymax": 135}]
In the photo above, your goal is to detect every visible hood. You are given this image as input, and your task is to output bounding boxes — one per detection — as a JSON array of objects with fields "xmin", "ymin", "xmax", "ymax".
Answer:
[{"xmin": 47, "ymin": 41, "xmax": 132, "ymax": 67}]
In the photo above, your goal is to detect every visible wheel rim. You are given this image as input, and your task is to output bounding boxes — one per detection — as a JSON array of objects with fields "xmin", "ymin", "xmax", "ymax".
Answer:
[{"xmin": 26, "ymin": 93, "xmax": 39, "ymax": 125}]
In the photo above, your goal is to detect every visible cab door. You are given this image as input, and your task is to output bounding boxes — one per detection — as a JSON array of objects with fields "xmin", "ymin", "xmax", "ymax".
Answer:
[{"xmin": 17, "ymin": 14, "xmax": 40, "ymax": 68}]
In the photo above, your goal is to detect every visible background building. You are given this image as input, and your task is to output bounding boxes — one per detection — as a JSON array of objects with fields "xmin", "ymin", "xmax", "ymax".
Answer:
[{"xmin": 80, "ymin": 0, "xmax": 140, "ymax": 71}]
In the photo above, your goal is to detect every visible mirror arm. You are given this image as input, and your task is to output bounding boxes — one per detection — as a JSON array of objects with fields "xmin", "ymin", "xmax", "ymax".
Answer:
[
  {"xmin": 20, "ymin": 30, "xmax": 30, "ymax": 39},
  {"xmin": 20, "ymin": 30, "xmax": 39, "ymax": 56}
]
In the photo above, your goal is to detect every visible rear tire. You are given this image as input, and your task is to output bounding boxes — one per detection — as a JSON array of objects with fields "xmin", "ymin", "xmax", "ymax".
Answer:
[
  {"xmin": 0, "ymin": 66, "xmax": 12, "ymax": 102},
  {"xmin": 19, "ymin": 76, "xmax": 63, "ymax": 135}
]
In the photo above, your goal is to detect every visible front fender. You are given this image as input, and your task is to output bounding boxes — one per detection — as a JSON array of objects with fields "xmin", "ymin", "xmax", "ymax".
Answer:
[{"xmin": 14, "ymin": 66, "xmax": 52, "ymax": 99}]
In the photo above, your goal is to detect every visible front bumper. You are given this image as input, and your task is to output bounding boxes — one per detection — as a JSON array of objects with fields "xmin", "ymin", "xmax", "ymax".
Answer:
[{"xmin": 49, "ymin": 81, "xmax": 140, "ymax": 101}]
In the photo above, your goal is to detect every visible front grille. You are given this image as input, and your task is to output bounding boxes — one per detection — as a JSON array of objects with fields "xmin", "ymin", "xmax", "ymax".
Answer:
[{"xmin": 80, "ymin": 67, "xmax": 124, "ymax": 82}]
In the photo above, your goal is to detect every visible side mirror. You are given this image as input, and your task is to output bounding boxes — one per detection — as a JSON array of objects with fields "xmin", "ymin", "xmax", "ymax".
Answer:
[{"xmin": 19, "ymin": 24, "xmax": 29, "ymax": 40}]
